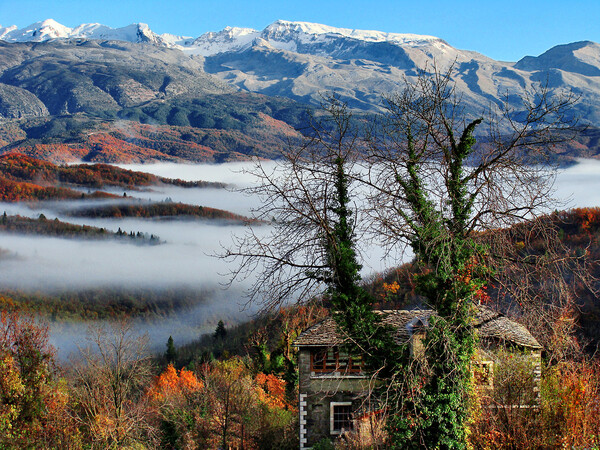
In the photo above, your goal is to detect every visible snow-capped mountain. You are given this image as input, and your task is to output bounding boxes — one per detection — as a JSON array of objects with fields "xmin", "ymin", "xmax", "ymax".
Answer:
[
  {"xmin": 1, "ymin": 18, "xmax": 600, "ymax": 124},
  {"xmin": 0, "ymin": 19, "xmax": 72, "ymax": 41},
  {"xmin": 188, "ymin": 20, "xmax": 447, "ymax": 57},
  {"xmin": 0, "ymin": 19, "xmax": 193, "ymax": 47},
  {"xmin": 0, "ymin": 18, "xmax": 472, "ymax": 62},
  {"xmin": 195, "ymin": 20, "xmax": 600, "ymax": 121}
]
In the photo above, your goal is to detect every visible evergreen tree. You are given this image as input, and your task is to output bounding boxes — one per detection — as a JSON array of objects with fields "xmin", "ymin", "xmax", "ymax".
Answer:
[
  {"xmin": 165, "ymin": 335, "xmax": 177, "ymax": 363},
  {"xmin": 213, "ymin": 320, "xmax": 227, "ymax": 340}
]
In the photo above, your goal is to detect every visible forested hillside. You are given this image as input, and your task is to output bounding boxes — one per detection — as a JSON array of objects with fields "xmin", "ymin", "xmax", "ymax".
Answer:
[
  {"xmin": 0, "ymin": 213, "xmax": 160, "ymax": 243},
  {"xmin": 0, "ymin": 104, "xmax": 306, "ymax": 163},
  {"xmin": 0, "ymin": 153, "xmax": 226, "ymax": 189},
  {"xmin": 66, "ymin": 200, "xmax": 252, "ymax": 221},
  {"xmin": 0, "ymin": 174, "xmax": 118, "ymax": 201}
]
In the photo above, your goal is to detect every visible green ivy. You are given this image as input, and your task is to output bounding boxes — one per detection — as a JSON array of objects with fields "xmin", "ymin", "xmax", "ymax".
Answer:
[{"xmin": 321, "ymin": 112, "xmax": 488, "ymax": 448}]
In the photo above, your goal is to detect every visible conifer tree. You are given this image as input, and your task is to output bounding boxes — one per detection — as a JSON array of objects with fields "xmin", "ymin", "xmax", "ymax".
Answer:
[
  {"xmin": 213, "ymin": 320, "xmax": 227, "ymax": 341},
  {"xmin": 165, "ymin": 335, "xmax": 177, "ymax": 363}
]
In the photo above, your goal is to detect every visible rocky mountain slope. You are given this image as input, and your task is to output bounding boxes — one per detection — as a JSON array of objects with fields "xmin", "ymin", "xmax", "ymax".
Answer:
[
  {"xmin": 196, "ymin": 21, "xmax": 600, "ymax": 123},
  {"xmin": 0, "ymin": 35, "xmax": 309, "ymax": 162},
  {"xmin": 0, "ymin": 39, "xmax": 232, "ymax": 118}
]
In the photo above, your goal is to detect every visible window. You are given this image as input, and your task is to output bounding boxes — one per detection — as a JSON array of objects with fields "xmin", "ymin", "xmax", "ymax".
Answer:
[
  {"xmin": 312, "ymin": 347, "xmax": 338, "ymax": 372},
  {"xmin": 330, "ymin": 402, "xmax": 353, "ymax": 434},
  {"xmin": 311, "ymin": 347, "xmax": 363, "ymax": 374}
]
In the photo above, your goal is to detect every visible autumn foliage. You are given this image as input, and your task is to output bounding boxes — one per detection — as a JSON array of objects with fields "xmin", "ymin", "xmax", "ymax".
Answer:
[
  {"xmin": 469, "ymin": 358, "xmax": 600, "ymax": 449},
  {"xmin": 542, "ymin": 360, "xmax": 600, "ymax": 448},
  {"xmin": 0, "ymin": 152, "xmax": 223, "ymax": 190},
  {"xmin": 0, "ymin": 174, "xmax": 117, "ymax": 202},
  {"xmin": 69, "ymin": 200, "xmax": 252, "ymax": 221},
  {"xmin": 0, "ymin": 102, "xmax": 305, "ymax": 164},
  {"xmin": 255, "ymin": 372, "xmax": 293, "ymax": 410},
  {"xmin": 147, "ymin": 358, "xmax": 297, "ymax": 449},
  {"xmin": 148, "ymin": 364, "xmax": 203, "ymax": 401},
  {"xmin": 0, "ymin": 311, "xmax": 79, "ymax": 447}
]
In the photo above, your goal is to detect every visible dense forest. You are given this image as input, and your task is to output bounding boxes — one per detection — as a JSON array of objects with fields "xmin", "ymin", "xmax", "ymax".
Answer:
[
  {"xmin": 66, "ymin": 200, "xmax": 252, "ymax": 222},
  {"xmin": 2, "ymin": 113, "xmax": 600, "ymax": 166}
]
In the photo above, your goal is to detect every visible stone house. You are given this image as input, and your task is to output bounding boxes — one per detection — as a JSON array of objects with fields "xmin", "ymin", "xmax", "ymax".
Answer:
[{"xmin": 293, "ymin": 306, "xmax": 542, "ymax": 449}]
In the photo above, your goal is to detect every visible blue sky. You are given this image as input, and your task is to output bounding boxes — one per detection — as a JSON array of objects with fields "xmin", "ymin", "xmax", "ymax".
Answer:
[{"xmin": 1, "ymin": 0, "xmax": 598, "ymax": 61}]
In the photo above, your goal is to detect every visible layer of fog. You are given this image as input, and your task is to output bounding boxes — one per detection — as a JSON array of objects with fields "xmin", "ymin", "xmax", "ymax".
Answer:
[
  {"xmin": 49, "ymin": 287, "xmax": 257, "ymax": 360},
  {"xmin": 2, "ymin": 159, "xmax": 600, "ymax": 357},
  {"xmin": 0, "ymin": 162, "xmax": 275, "ymax": 356},
  {"xmin": 117, "ymin": 161, "xmax": 269, "ymax": 186},
  {"xmin": 552, "ymin": 159, "xmax": 600, "ymax": 208}
]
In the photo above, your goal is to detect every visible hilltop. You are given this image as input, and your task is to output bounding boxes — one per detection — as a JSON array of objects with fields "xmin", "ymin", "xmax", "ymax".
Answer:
[{"xmin": 0, "ymin": 153, "xmax": 226, "ymax": 188}]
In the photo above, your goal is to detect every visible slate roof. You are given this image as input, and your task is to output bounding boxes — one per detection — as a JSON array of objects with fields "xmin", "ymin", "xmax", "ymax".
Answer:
[{"xmin": 293, "ymin": 306, "xmax": 542, "ymax": 349}]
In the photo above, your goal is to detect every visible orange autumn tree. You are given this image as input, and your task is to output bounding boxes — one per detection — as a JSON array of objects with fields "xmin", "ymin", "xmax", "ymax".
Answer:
[
  {"xmin": 573, "ymin": 207, "xmax": 600, "ymax": 233},
  {"xmin": 148, "ymin": 364, "xmax": 205, "ymax": 448},
  {"xmin": 201, "ymin": 358, "xmax": 298, "ymax": 449},
  {"xmin": 148, "ymin": 364, "xmax": 203, "ymax": 402},
  {"xmin": 255, "ymin": 373, "xmax": 294, "ymax": 411}
]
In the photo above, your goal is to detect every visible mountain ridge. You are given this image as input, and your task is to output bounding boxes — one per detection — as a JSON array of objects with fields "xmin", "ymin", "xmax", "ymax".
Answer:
[{"xmin": 0, "ymin": 19, "xmax": 448, "ymax": 54}]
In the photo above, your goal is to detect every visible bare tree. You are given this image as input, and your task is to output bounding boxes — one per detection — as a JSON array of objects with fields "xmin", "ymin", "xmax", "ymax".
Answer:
[
  {"xmin": 223, "ymin": 95, "xmax": 368, "ymax": 309},
  {"xmin": 70, "ymin": 321, "xmax": 157, "ymax": 448},
  {"xmin": 365, "ymin": 69, "xmax": 575, "ymax": 244}
]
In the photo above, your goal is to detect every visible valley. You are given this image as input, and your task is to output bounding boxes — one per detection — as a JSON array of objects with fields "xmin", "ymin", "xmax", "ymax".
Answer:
[{"xmin": 0, "ymin": 155, "xmax": 598, "ymax": 356}]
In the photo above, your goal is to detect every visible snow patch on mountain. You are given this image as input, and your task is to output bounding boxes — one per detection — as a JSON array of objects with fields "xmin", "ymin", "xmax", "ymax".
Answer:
[
  {"xmin": 188, "ymin": 26, "xmax": 259, "ymax": 56},
  {"xmin": 263, "ymin": 20, "xmax": 442, "ymax": 46},
  {"xmin": 1, "ymin": 19, "xmax": 72, "ymax": 41}
]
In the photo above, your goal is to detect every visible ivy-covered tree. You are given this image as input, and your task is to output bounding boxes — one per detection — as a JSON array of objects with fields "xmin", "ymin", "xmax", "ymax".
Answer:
[
  {"xmin": 225, "ymin": 70, "xmax": 580, "ymax": 448},
  {"xmin": 363, "ymin": 68, "xmax": 580, "ymax": 446}
]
